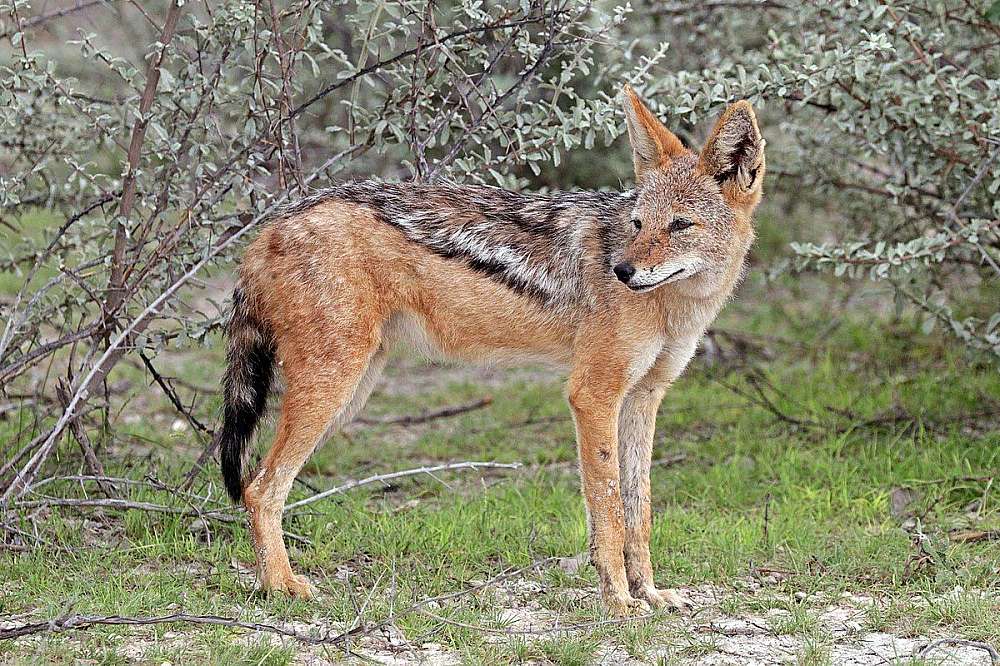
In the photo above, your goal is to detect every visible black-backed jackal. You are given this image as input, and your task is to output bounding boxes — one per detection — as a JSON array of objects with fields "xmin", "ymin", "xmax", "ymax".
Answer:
[{"xmin": 219, "ymin": 85, "xmax": 765, "ymax": 616}]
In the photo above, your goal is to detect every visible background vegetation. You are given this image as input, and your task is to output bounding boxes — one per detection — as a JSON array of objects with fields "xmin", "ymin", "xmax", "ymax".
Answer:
[{"xmin": 1, "ymin": 0, "xmax": 998, "ymax": 663}]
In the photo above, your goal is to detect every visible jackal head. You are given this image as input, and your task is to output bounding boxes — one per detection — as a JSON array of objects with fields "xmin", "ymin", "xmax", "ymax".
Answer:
[{"xmin": 612, "ymin": 85, "xmax": 764, "ymax": 295}]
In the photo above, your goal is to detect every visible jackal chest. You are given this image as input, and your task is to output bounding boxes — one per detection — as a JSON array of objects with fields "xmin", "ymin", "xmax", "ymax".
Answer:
[
  {"xmin": 626, "ymin": 336, "xmax": 667, "ymax": 386},
  {"xmin": 626, "ymin": 332, "xmax": 702, "ymax": 389}
]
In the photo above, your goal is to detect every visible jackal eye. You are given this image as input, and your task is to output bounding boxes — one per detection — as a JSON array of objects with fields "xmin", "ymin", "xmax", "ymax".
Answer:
[
  {"xmin": 631, "ymin": 218, "xmax": 642, "ymax": 231},
  {"xmin": 669, "ymin": 217, "xmax": 694, "ymax": 232}
]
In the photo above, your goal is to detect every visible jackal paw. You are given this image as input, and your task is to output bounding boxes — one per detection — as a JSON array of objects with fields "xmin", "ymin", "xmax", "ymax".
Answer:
[
  {"xmin": 633, "ymin": 583, "xmax": 692, "ymax": 612},
  {"xmin": 604, "ymin": 590, "xmax": 652, "ymax": 618},
  {"xmin": 260, "ymin": 572, "xmax": 316, "ymax": 600}
]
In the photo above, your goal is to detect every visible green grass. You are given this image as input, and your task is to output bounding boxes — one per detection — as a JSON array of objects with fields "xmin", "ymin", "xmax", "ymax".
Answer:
[
  {"xmin": 0, "ymin": 209, "xmax": 72, "ymax": 296},
  {"xmin": 2, "ymin": 213, "xmax": 998, "ymax": 662}
]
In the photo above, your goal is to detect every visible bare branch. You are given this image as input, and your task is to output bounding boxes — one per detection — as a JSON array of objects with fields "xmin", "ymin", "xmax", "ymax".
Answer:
[
  {"xmin": 106, "ymin": 0, "xmax": 184, "ymax": 325},
  {"xmin": 354, "ymin": 397, "xmax": 493, "ymax": 427},
  {"xmin": 283, "ymin": 461, "xmax": 521, "ymax": 513},
  {"xmin": 916, "ymin": 638, "xmax": 999, "ymax": 664}
]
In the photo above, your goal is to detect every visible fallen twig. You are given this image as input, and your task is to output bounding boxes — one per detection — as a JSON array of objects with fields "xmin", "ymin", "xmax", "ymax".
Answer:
[
  {"xmin": 13, "ymin": 462, "xmax": 520, "ymax": 545},
  {"xmin": 283, "ymin": 461, "xmax": 521, "ymax": 513},
  {"xmin": 916, "ymin": 638, "xmax": 999, "ymax": 663},
  {"xmin": 910, "ymin": 474, "xmax": 994, "ymax": 486},
  {"xmin": 948, "ymin": 529, "xmax": 1000, "ymax": 544},
  {"xmin": 0, "ymin": 612, "xmax": 339, "ymax": 643},
  {"xmin": 0, "ymin": 556, "xmax": 561, "ymax": 646},
  {"xmin": 30, "ymin": 475, "xmax": 222, "ymax": 506},
  {"xmin": 354, "ymin": 397, "xmax": 493, "ymax": 427}
]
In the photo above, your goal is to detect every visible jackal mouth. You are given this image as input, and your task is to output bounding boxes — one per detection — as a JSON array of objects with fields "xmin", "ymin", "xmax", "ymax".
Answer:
[{"xmin": 627, "ymin": 267, "xmax": 687, "ymax": 292}]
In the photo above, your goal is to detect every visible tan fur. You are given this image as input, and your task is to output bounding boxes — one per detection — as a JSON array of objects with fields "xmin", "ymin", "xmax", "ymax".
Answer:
[
  {"xmin": 623, "ymin": 84, "xmax": 687, "ymax": 178},
  {"xmin": 226, "ymin": 86, "xmax": 765, "ymax": 615}
]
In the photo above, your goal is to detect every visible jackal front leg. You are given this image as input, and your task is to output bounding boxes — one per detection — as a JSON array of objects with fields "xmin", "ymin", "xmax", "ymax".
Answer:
[
  {"xmin": 618, "ymin": 380, "xmax": 691, "ymax": 611},
  {"xmin": 568, "ymin": 372, "xmax": 648, "ymax": 617}
]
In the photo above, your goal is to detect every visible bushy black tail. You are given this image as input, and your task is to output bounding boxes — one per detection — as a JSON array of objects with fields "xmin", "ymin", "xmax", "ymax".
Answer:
[{"xmin": 220, "ymin": 287, "xmax": 276, "ymax": 503}]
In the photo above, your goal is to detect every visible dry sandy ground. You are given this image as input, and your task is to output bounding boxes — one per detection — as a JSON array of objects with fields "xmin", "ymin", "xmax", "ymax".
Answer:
[
  {"xmin": 328, "ymin": 583, "xmax": 995, "ymax": 665},
  {"xmin": 82, "ymin": 573, "xmax": 994, "ymax": 665}
]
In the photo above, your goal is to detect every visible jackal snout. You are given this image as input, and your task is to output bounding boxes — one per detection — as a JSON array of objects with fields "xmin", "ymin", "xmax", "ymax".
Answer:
[{"xmin": 613, "ymin": 261, "xmax": 636, "ymax": 284}]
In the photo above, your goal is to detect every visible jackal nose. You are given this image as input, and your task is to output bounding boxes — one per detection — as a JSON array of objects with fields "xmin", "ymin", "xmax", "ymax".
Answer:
[{"xmin": 613, "ymin": 262, "xmax": 636, "ymax": 284}]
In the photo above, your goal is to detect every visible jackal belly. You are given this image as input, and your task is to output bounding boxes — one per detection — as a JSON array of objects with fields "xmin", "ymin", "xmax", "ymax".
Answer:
[
  {"xmin": 382, "ymin": 307, "xmax": 574, "ymax": 368},
  {"xmin": 381, "ymin": 284, "xmax": 579, "ymax": 369}
]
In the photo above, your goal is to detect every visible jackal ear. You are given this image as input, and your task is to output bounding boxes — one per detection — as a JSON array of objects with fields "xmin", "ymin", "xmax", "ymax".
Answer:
[
  {"xmin": 699, "ymin": 101, "xmax": 765, "ymax": 210},
  {"xmin": 622, "ymin": 84, "xmax": 686, "ymax": 180}
]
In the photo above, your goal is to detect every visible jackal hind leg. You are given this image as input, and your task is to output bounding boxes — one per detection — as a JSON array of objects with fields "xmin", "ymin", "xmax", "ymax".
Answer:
[
  {"xmin": 619, "ymin": 382, "xmax": 691, "ymax": 612},
  {"xmin": 243, "ymin": 332, "xmax": 382, "ymax": 599}
]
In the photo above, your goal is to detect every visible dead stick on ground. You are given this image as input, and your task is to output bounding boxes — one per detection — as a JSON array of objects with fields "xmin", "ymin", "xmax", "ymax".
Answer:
[
  {"xmin": 0, "ymin": 612, "xmax": 336, "ymax": 643},
  {"xmin": 15, "ymin": 461, "xmax": 519, "ymax": 541},
  {"xmin": 283, "ymin": 461, "xmax": 521, "ymax": 513},
  {"xmin": 948, "ymin": 529, "xmax": 1000, "ymax": 544},
  {"xmin": 0, "ymin": 556, "xmax": 560, "ymax": 644},
  {"xmin": 353, "ymin": 397, "xmax": 493, "ymax": 426},
  {"xmin": 917, "ymin": 638, "xmax": 999, "ymax": 663},
  {"xmin": 31, "ymin": 474, "xmax": 224, "ymax": 506}
]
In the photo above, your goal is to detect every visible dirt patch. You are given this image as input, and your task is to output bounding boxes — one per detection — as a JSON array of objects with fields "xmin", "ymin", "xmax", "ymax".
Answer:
[
  {"xmin": 5, "ymin": 577, "xmax": 996, "ymax": 664},
  {"xmin": 207, "ymin": 580, "xmax": 1000, "ymax": 664},
  {"xmin": 341, "ymin": 581, "xmax": 995, "ymax": 665}
]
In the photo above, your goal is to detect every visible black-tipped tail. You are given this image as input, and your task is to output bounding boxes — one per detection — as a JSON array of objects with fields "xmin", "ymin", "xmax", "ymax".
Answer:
[{"xmin": 220, "ymin": 288, "xmax": 276, "ymax": 503}]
